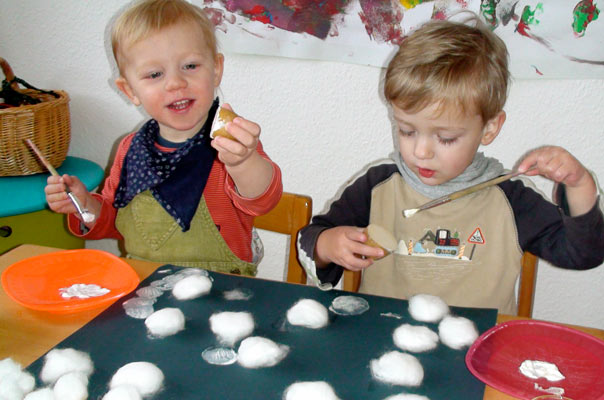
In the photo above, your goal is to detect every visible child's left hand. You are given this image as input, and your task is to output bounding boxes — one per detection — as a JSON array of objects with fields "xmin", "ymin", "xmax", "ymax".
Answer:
[
  {"xmin": 517, "ymin": 145, "xmax": 597, "ymax": 216},
  {"xmin": 210, "ymin": 103, "xmax": 260, "ymax": 167}
]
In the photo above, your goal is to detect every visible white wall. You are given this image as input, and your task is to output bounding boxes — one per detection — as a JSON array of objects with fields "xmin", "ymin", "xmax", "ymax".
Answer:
[{"xmin": 2, "ymin": 1, "xmax": 603, "ymax": 329}]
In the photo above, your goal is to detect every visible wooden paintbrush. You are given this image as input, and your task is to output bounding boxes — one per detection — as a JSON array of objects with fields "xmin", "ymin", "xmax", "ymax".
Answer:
[
  {"xmin": 25, "ymin": 139, "xmax": 95, "ymax": 223},
  {"xmin": 402, "ymin": 169, "xmax": 531, "ymax": 218}
]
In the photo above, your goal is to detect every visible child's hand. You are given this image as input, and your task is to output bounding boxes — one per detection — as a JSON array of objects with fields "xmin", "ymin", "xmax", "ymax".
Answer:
[
  {"xmin": 44, "ymin": 174, "xmax": 96, "ymax": 219},
  {"xmin": 315, "ymin": 226, "xmax": 385, "ymax": 271},
  {"xmin": 517, "ymin": 145, "xmax": 597, "ymax": 216},
  {"xmin": 210, "ymin": 103, "xmax": 260, "ymax": 168}
]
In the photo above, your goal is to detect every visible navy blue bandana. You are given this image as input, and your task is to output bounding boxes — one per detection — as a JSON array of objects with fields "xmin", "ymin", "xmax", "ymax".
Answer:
[{"xmin": 113, "ymin": 99, "xmax": 218, "ymax": 231}]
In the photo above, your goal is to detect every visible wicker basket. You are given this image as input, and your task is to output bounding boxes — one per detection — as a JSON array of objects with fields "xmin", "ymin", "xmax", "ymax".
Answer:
[{"xmin": 0, "ymin": 57, "xmax": 70, "ymax": 176}]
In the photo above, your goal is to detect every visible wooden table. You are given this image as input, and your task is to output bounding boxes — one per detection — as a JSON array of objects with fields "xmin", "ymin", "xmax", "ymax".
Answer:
[{"xmin": 1, "ymin": 245, "xmax": 603, "ymax": 400}]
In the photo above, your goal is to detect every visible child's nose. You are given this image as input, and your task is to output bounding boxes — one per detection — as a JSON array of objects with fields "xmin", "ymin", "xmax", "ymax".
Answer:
[
  {"xmin": 165, "ymin": 72, "xmax": 187, "ymax": 91},
  {"xmin": 414, "ymin": 136, "xmax": 433, "ymax": 159}
]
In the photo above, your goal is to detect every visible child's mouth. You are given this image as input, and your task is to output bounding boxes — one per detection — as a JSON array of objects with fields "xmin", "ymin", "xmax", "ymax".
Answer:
[
  {"xmin": 168, "ymin": 99, "xmax": 193, "ymax": 111},
  {"xmin": 418, "ymin": 168, "xmax": 435, "ymax": 178}
]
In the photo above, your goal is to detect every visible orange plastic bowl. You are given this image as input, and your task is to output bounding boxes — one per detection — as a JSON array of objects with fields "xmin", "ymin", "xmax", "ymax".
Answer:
[{"xmin": 1, "ymin": 249, "xmax": 140, "ymax": 313}]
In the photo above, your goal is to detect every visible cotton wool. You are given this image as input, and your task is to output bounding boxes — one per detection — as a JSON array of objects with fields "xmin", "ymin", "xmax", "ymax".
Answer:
[
  {"xmin": 370, "ymin": 351, "xmax": 424, "ymax": 386},
  {"xmin": 237, "ymin": 336, "xmax": 290, "ymax": 368},
  {"xmin": 0, "ymin": 358, "xmax": 35, "ymax": 394},
  {"xmin": 286, "ymin": 299, "xmax": 329, "ymax": 329},
  {"xmin": 145, "ymin": 307, "xmax": 185, "ymax": 338},
  {"xmin": 0, "ymin": 378, "xmax": 26, "ymax": 400},
  {"xmin": 24, "ymin": 388, "xmax": 56, "ymax": 400},
  {"xmin": 172, "ymin": 275, "xmax": 212, "ymax": 300},
  {"xmin": 53, "ymin": 371, "xmax": 88, "ymax": 400},
  {"xmin": 40, "ymin": 348, "xmax": 94, "ymax": 385},
  {"xmin": 438, "ymin": 315, "xmax": 478, "ymax": 349},
  {"xmin": 209, "ymin": 311, "xmax": 255, "ymax": 346},
  {"xmin": 283, "ymin": 381, "xmax": 340, "ymax": 400},
  {"xmin": 408, "ymin": 294, "xmax": 449, "ymax": 323},
  {"xmin": 393, "ymin": 324, "xmax": 439, "ymax": 353},
  {"xmin": 102, "ymin": 385, "xmax": 142, "ymax": 400},
  {"xmin": 109, "ymin": 362, "xmax": 164, "ymax": 397}
]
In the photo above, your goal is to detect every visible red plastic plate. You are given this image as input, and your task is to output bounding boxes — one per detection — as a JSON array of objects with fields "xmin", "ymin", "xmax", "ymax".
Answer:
[
  {"xmin": 466, "ymin": 320, "xmax": 604, "ymax": 400},
  {"xmin": 2, "ymin": 249, "xmax": 140, "ymax": 313}
]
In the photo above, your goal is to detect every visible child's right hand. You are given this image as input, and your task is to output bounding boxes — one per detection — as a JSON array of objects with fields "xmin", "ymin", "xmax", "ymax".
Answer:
[
  {"xmin": 315, "ymin": 226, "xmax": 385, "ymax": 271},
  {"xmin": 45, "ymin": 174, "xmax": 93, "ymax": 217}
]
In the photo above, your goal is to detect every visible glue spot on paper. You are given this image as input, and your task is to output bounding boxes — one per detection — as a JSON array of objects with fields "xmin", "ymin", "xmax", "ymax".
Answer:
[
  {"xmin": 223, "ymin": 288, "xmax": 253, "ymax": 301},
  {"xmin": 136, "ymin": 286, "xmax": 164, "ymax": 299},
  {"xmin": 202, "ymin": 346, "xmax": 238, "ymax": 365},
  {"xmin": 330, "ymin": 295, "xmax": 370, "ymax": 316},
  {"xmin": 123, "ymin": 297, "xmax": 155, "ymax": 319}
]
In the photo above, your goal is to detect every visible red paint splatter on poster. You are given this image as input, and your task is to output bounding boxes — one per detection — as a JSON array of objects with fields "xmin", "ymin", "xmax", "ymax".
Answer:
[{"xmin": 358, "ymin": 0, "xmax": 404, "ymax": 44}]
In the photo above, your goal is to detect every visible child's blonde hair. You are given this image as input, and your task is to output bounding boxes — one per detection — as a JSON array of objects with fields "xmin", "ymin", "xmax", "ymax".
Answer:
[
  {"xmin": 384, "ymin": 16, "xmax": 509, "ymax": 124},
  {"xmin": 111, "ymin": 0, "xmax": 218, "ymax": 72}
]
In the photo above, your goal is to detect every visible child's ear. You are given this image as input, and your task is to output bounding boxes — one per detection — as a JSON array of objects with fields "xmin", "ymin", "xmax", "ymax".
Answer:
[
  {"xmin": 115, "ymin": 76, "xmax": 141, "ymax": 106},
  {"xmin": 213, "ymin": 53, "xmax": 224, "ymax": 88},
  {"xmin": 481, "ymin": 111, "xmax": 506, "ymax": 145}
]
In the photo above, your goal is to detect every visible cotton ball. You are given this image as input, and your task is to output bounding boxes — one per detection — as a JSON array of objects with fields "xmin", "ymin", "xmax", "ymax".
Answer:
[
  {"xmin": 384, "ymin": 394, "xmax": 430, "ymax": 400},
  {"xmin": 438, "ymin": 315, "xmax": 478, "ymax": 350},
  {"xmin": 283, "ymin": 381, "xmax": 340, "ymax": 400},
  {"xmin": 24, "ymin": 388, "xmax": 56, "ymax": 400},
  {"xmin": 172, "ymin": 275, "xmax": 212, "ymax": 300},
  {"xmin": 53, "ymin": 371, "xmax": 88, "ymax": 400},
  {"xmin": 102, "ymin": 385, "xmax": 142, "ymax": 400},
  {"xmin": 40, "ymin": 348, "xmax": 94, "ymax": 385},
  {"xmin": 209, "ymin": 311, "xmax": 255, "ymax": 346},
  {"xmin": 0, "ymin": 379, "xmax": 25, "ymax": 400},
  {"xmin": 110, "ymin": 362, "xmax": 164, "ymax": 397},
  {"xmin": 408, "ymin": 294, "xmax": 449, "ymax": 323},
  {"xmin": 393, "ymin": 324, "xmax": 439, "ymax": 353},
  {"xmin": 370, "ymin": 351, "xmax": 424, "ymax": 386},
  {"xmin": 145, "ymin": 307, "xmax": 185, "ymax": 338},
  {"xmin": 237, "ymin": 336, "xmax": 290, "ymax": 368},
  {"xmin": 0, "ymin": 358, "xmax": 35, "ymax": 393},
  {"xmin": 286, "ymin": 299, "xmax": 329, "ymax": 329}
]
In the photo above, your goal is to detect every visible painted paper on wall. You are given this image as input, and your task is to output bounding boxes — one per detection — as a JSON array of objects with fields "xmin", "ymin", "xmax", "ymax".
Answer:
[{"xmin": 201, "ymin": 0, "xmax": 604, "ymax": 79}]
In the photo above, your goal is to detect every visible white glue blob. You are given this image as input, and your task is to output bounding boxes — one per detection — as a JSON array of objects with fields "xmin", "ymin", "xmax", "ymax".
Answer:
[
  {"xmin": 24, "ymin": 388, "xmax": 56, "ymax": 400},
  {"xmin": 283, "ymin": 381, "xmax": 341, "ymax": 400},
  {"xmin": 172, "ymin": 275, "xmax": 212, "ymax": 300},
  {"xmin": 287, "ymin": 299, "xmax": 329, "ymax": 329},
  {"xmin": 102, "ymin": 385, "xmax": 142, "ymax": 400},
  {"xmin": 519, "ymin": 360, "xmax": 565, "ymax": 382},
  {"xmin": 109, "ymin": 362, "xmax": 164, "ymax": 397},
  {"xmin": 393, "ymin": 324, "xmax": 439, "ymax": 353},
  {"xmin": 370, "ymin": 351, "xmax": 424, "ymax": 386},
  {"xmin": 40, "ymin": 348, "xmax": 94, "ymax": 385},
  {"xmin": 59, "ymin": 283, "xmax": 110, "ymax": 299},
  {"xmin": 209, "ymin": 311, "xmax": 255, "ymax": 346},
  {"xmin": 144, "ymin": 307, "xmax": 185, "ymax": 338},
  {"xmin": 438, "ymin": 315, "xmax": 478, "ymax": 350},
  {"xmin": 408, "ymin": 294, "xmax": 449, "ymax": 323},
  {"xmin": 385, "ymin": 394, "xmax": 431, "ymax": 400},
  {"xmin": 237, "ymin": 336, "xmax": 289, "ymax": 369},
  {"xmin": 53, "ymin": 371, "xmax": 88, "ymax": 400}
]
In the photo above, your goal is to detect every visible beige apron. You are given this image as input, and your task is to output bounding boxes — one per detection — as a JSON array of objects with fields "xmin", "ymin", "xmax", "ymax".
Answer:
[
  {"xmin": 360, "ymin": 175, "xmax": 522, "ymax": 314},
  {"xmin": 115, "ymin": 190, "xmax": 256, "ymax": 276}
]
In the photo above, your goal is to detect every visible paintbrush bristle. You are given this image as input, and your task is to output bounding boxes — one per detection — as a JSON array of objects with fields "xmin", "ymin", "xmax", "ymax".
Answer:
[{"xmin": 403, "ymin": 208, "xmax": 418, "ymax": 218}]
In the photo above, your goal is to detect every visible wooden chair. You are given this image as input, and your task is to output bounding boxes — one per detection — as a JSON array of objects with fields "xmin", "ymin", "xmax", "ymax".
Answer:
[
  {"xmin": 343, "ymin": 251, "xmax": 539, "ymax": 317},
  {"xmin": 253, "ymin": 192, "xmax": 312, "ymax": 285}
]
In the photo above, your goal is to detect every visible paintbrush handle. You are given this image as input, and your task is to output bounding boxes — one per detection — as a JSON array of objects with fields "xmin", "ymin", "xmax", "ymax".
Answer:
[
  {"xmin": 447, "ymin": 171, "xmax": 520, "ymax": 201},
  {"xmin": 25, "ymin": 139, "xmax": 60, "ymax": 176}
]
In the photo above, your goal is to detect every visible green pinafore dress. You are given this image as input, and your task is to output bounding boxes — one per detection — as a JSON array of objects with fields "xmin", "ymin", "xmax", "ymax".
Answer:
[{"xmin": 115, "ymin": 190, "xmax": 256, "ymax": 276}]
